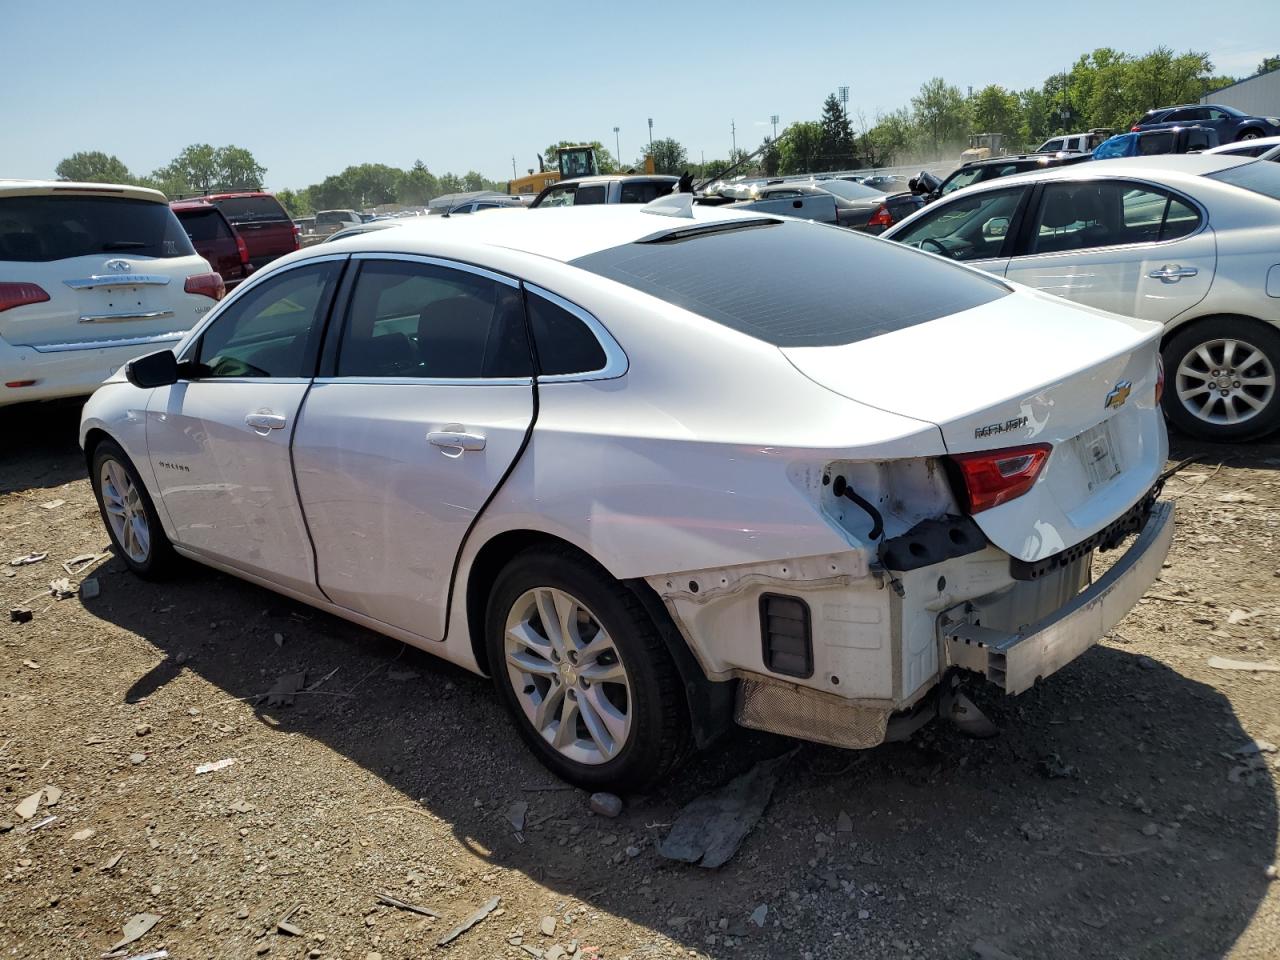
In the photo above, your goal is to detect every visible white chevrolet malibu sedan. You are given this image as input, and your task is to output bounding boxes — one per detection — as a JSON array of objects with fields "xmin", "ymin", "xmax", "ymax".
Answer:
[{"xmin": 81, "ymin": 196, "xmax": 1174, "ymax": 790}]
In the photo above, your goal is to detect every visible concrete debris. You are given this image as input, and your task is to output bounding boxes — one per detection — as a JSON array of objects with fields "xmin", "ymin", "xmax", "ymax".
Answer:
[
  {"xmin": 102, "ymin": 852, "xmax": 124, "ymax": 871},
  {"xmin": 659, "ymin": 750, "xmax": 797, "ymax": 868},
  {"xmin": 589, "ymin": 792, "xmax": 623, "ymax": 818},
  {"xmin": 106, "ymin": 912, "xmax": 161, "ymax": 954},
  {"xmin": 545, "ymin": 946, "xmax": 567, "ymax": 960},
  {"xmin": 1207, "ymin": 656, "xmax": 1280, "ymax": 673},
  {"xmin": 376, "ymin": 891, "xmax": 441, "ymax": 918},
  {"xmin": 10, "ymin": 552, "xmax": 47, "ymax": 566},
  {"xmin": 129, "ymin": 753, "xmax": 147, "ymax": 766},
  {"xmin": 14, "ymin": 786, "xmax": 59, "ymax": 820},
  {"xmin": 1265, "ymin": 864, "xmax": 1277, "ymax": 881},
  {"xmin": 49, "ymin": 577, "xmax": 75, "ymax": 598},
  {"xmin": 1141, "ymin": 823, "xmax": 1160, "ymax": 837},
  {"xmin": 63, "ymin": 552, "xmax": 104, "ymax": 576},
  {"xmin": 80, "ymin": 577, "xmax": 101, "ymax": 600},
  {"xmin": 72, "ymin": 828, "xmax": 96, "ymax": 841},
  {"xmin": 540, "ymin": 916, "xmax": 557, "ymax": 937},
  {"xmin": 1226, "ymin": 608, "xmax": 1256, "ymax": 625},
  {"xmin": 263, "ymin": 671, "xmax": 307, "ymax": 707},
  {"xmin": 23, "ymin": 659, "xmax": 39, "ymax": 669},
  {"xmin": 1036, "ymin": 753, "xmax": 1076, "ymax": 779},
  {"xmin": 43, "ymin": 785, "xmax": 61, "ymax": 805},
  {"xmin": 749, "ymin": 904, "xmax": 768, "ymax": 927},
  {"xmin": 274, "ymin": 632, "xmax": 284, "ymax": 647},
  {"xmin": 40, "ymin": 499, "xmax": 65, "ymax": 510},
  {"xmin": 435, "ymin": 895, "xmax": 500, "ymax": 946},
  {"xmin": 946, "ymin": 690, "xmax": 999, "ymax": 737},
  {"xmin": 10, "ymin": 607, "xmax": 32, "ymax": 623},
  {"xmin": 194, "ymin": 758, "xmax": 237, "ymax": 775},
  {"xmin": 837, "ymin": 811, "xmax": 854, "ymax": 833},
  {"xmin": 506, "ymin": 800, "xmax": 528, "ymax": 832},
  {"xmin": 277, "ymin": 903, "xmax": 303, "ymax": 936}
]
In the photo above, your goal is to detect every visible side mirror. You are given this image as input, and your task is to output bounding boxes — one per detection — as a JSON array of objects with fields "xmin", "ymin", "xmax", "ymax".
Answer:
[
  {"xmin": 983, "ymin": 217, "xmax": 1011, "ymax": 239},
  {"xmin": 125, "ymin": 350, "xmax": 179, "ymax": 389}
]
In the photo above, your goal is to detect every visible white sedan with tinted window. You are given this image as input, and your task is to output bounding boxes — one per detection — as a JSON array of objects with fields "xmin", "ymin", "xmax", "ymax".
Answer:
[
  {"xmin": 884, "ymin": 155, "xmax": 1280, "ymax": 442},
  {"xmin": 81, "ymin": 198, "xmax": 1173, "ymax": 789}
]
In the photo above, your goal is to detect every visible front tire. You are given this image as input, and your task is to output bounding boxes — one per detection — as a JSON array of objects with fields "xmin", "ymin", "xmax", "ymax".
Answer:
[
  {"xmin": 485, "ymin": 546, "xmax": 690, "ymax": 791},
  {"xmin": 1161, "ymin": 319, "xmax": 1280, "ymax": 442},
  {"xmin": 1237, "ymin": 129, "xmax": 1262, "ymax": 142},
  {"xmin": 90, "ymin": 439, "xmax": 177, "ymax": 579}
]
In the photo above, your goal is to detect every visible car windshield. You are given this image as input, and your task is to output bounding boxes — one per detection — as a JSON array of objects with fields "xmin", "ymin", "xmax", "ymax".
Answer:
[
  {"xmin": 571, "ymin": 219, "xmax": 1008, "ymax": 348},
  {"xmin": 813, "ymin": 179, "xmax": 884, "ymax": 201},
  {"xmin": 0, "ymin": 195, "xmax": 195, "ymax": 262},
  {"xmin": 940, "ymin": 167, "xmax": 985, "ymax": 195},
  {"xmin": 214, "ymin": 196, "xmax": 289, "ymax": 223},
  {"xmin": 1206, "ymin": 160, "xmax": 1280, "ymax": 202}
]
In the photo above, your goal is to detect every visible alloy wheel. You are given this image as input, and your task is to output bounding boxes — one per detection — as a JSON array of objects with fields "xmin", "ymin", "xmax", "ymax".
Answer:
[
  {"xmin": 100, "ymin": 459, "xmax": 151, "ymax": 564},
  {"xmin": 1175, "ymin": 337, "xmax": 1277, "ymax": 427},
  {"xmin": 504, "ymin": 587, "xmax": 632, "ymax": 765}
]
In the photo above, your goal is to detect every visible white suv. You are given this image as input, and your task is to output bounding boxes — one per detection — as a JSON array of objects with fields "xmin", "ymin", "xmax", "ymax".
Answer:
[{"xmin": 0, "ymin": 180, "xmax": 223, "ymax": 405}]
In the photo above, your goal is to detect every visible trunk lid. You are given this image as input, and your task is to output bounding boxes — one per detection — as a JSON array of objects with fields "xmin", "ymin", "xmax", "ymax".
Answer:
[{"xmin": 782, "ymin": 289, "xmax": 1167, "ymax": 561}]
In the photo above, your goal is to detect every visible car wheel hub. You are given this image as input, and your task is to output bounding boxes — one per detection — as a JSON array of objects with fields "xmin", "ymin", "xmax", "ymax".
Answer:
[
  {"xmin": 1175, "ymin": 337, "xmax": 1276, "ymax": 426},
  {"xmin": 504, "ymin": 586, "xmax": 632, "ymax": 766},
  {"xmin": 100, "ymin": 459, "xmax": 150, "ymax": 564}
]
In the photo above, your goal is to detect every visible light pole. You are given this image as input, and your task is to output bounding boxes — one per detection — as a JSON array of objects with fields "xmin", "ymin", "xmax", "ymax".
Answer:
[
  {"xmin": 731, "ymin": 119, "xmax": 737, "ymax": 157},
  {"xmin": 613, "ymin": 126, "xmax": 620, "ymax": 166},
  {"xmin": 770, "ymin": 114, "xmax": 779, "ymax": 139},
  {"xmin": 647, "ymin": 117, "xmax": 653, "ymax": 153}
]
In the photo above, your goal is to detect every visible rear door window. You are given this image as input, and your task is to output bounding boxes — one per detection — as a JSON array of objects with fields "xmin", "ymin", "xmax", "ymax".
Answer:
[
  {"xmin": 214, "ymin": 195, "xmax": 290, "ymax": 224},
  {"xmin": 336, "ymin": 259, "xmax": 531, "ymax": 379},
  {"xmin": 1028, "ymin": 181, "xmax": 1201, "ymax": 254},
  {"xmin": 574, "ymin": 185, "xmax": 607, "ymax": 205},
  {"xmin": 619, "ymin": 181, "xmax": 674, "ymax": 203},
  {"xmin": 0, "ymin": 195, "xmax": 195, "ymax": 262},
  {"xmin": 176, "ymin": 208, "xmax": 234, "ymax": 242},
  {"xmin": 526, "ymin": 290, "xmax": 607, "ymax": 376},
  {"xmin": 571, "ymin": 219, "xmax": 1008, "ymax": 348}
]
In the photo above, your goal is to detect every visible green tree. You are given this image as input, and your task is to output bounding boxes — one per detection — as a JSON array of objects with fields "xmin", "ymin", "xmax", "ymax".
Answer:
[
  {"xmin": 860, "ymin": 109, "xmax": 914, "ymax": 167},
  {"xmin": 149, "ymin": 143, "xmax": 268, "ymax": 196},
  {"xmin": 542, "ymin": 140, "xmax": 617, "ymax": 175},
  {"xmin": 275, "ymin": 188, "xmax": 313, "ymax": 218},
  {"xmin": 1255, "ymin": 54, "xmax": 1280, "ymax": 74},
  {"xmin": 1125, "ymin": 47, "xmax": 1214, "ymax": 114},
  {"xmin": 1017, "ymin": 87, "xmax": 1053, "ymax": 146},
  {"xmin": 817, "ymin": 93, "xmax": 855, "ymax": 171},
  {"xmin": 761, "ymin": 138, "xmax": 780, "ymax": 177},
  {"xmin": 397, "ymin": 160, "xmax": 438, "ymax": 205},
  {"xmin": 216, "ymin": 145, "xmax": 267, "ymax": 191},
  {"xmin": 778, "ymin": 121, "xmax": 823, "ymax": 174},
  {"xmin": 54, "ymin": 151, "xmax": 134, "ymax": 184},
  {"xmin": 969, "ymin": 84, "xmax": 1023, "ymax": 145},
  {"xmin": 911, "ymin": 77, "xmax": 969, "ymax": 159},
  {"xmin": 647, "ymin": 137, "xmax": 688, "ymax": 174}
]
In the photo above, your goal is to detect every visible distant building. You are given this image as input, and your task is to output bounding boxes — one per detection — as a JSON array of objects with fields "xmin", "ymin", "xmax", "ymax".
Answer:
[{"xmin": 1201, "ymin": 67, "xmax": 1280, "ymax": 116}]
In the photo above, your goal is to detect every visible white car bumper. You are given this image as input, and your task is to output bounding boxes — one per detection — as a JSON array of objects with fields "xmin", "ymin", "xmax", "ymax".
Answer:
[
  {"xmin": 0, "ymin": 332, "xmax": 183, "ymax": 405},
  {"xmin": 941, "ymin": 500, "xmax": 1175, "ymax": 694}
]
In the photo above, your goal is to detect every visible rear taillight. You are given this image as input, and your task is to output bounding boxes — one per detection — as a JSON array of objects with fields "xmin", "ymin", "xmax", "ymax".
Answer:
[
  {"xmin": 1130, "ymin": 125, "xmax": 1141, "ymax": 132},
  {"xmin": 235, "ymin": 233, "xmax": 250, "ymax": 267},
  {"xmin": 868, "ymin": 204, "xmax": 894, "ymax": 228},
  {"xmin": 0, "ymin": 282, "xmax": 50, "ymax": 314},
  {"xmin": 291, "ymin": 224, "xmax": 302, "ymax": 249},
  {"xmin": 1155, "ymin": 356, "xmax": 1165, "ymax": 405},
  {"xmin": 185, "ymin": 272, "xmax": 226, "ymax": 301},
  {"xmin": 950, "ymin": 443, "xmax": 1052, "ymax": 514}
]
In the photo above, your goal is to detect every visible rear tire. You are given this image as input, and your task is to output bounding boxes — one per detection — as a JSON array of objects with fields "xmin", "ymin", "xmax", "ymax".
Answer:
[
  {"xmin": 1237, "ymin": 129, "xmax": 1262, "ymax": 142},
  {"xmin": 90, "ymin": 439, "xmax": 178, "ymax": 579},
  {"xmin": 1161, "ymin": 319, "xmax": 1280, "ymax": 442},
  {"xmin": 485, "ymin": 546, "xmax": 691, "ymax": 791}
]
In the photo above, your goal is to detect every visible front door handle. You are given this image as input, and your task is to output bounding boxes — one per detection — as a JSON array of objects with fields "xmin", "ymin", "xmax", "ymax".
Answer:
[
  {"xmin": 245, "ymin": 412, "xmax": 287, "ymax": 432},
  {"xmin": 428, "ymin": 430, "xmax": 486, "ymax": 452},
  {"xmin": 1147, "ymin": 264, "xmax": 1198, "ymax": 283}
]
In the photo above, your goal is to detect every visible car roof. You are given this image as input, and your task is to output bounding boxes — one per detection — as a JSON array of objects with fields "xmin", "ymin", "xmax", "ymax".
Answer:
[
  {"xmin": 170, "ymin": 198, "xmax": 217, "ymax": 210},
  {"xmin": 558, "ymin": 175, "xmax": 679, "ymax": 185},
  {"xmin": 204, "ymin": 191, "xmax": 277, "ymax": 200},
  {"xmin": 949, "ymin": 153, "xmax": 1256, "ymax": 191},
  {"xmin": 315, "ymin": 202, "xmax": 766, "ymax": 264},
  {"xmin": 0, "ymin": 179, "xmax": 168, "ymax": 203},
  {"xmin": 1206, "ymin": 134, "xmax": 1280, "ymax": 153}
]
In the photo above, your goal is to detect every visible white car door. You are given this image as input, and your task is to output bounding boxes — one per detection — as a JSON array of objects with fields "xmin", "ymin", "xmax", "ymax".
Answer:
[
  {"xmin": 885, "ymin": 185, "xmax": 1032, "ymax": 278},
  {"xmin": 291, "ymin": 254, "xmax": 536, "ymax": 641},
  {"xmin": 1003, "ymin": 179, "xmax": 1215, "ymax": 323},
  {"xmin": 145, "ymin": 257, "xmax": 345, "ymax": 597}
]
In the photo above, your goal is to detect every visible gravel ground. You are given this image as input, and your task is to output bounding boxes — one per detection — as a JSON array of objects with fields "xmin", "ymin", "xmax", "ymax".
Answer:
[{"xmin": 2, "ymin": 402, "xmax": 1278, "ymax": 960}]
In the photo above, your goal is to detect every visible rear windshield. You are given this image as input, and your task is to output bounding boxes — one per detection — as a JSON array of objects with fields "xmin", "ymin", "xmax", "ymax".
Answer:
[
  {"xmin": 0, "ymin": 195, "xmax": 195, "ymax": 262},
  {"xmin": 316, "ymin": 211, "xmax": 354, "ymax": 224},
  {"xmin": 214, "ymin": 195, "xmax": 289, "ymax": 223},
  {"xmin": 1207, "ymin": 160, "xmax": 1280, "ymax": 202},
  {"xmin": 571, "ymin": 219, "xmax": 1009, "ymax": 347},
  {"xmin": 174, "ymin": 207, "xmax": 234, "ymax": 242},
  {"xmin": 816, "ymin": 179, "xmax": 885, "ymax": 200}
]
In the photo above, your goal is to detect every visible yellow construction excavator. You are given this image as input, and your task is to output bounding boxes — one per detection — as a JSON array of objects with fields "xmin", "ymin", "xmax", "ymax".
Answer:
[{"xmin": 507, "ymin": 144, "xmax": 654, "ymax": 196}]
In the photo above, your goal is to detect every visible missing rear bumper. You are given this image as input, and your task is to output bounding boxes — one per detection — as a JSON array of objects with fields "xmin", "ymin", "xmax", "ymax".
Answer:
[{"xmin": 941, "ymin": 500, "xmax": 1174, "ymax": 695}]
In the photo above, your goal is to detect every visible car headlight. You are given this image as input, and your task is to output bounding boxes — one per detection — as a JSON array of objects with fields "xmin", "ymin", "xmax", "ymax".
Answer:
[{"xmin": 1269, "ymin": 117, "xmax": 1280, "ymax": 125}]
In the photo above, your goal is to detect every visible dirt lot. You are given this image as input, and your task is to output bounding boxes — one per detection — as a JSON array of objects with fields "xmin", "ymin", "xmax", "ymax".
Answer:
[{"xmin": 2, "ymin": 402, "xmax": 1278, "ymax": 960}]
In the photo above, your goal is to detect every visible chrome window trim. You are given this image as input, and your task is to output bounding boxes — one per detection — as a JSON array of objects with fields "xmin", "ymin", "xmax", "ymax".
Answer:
[
  {"xmin": 312, "ymin": 376, "xmax": 534, "ymax": 387},
  {"xmin": 523, "ymin": 283, "xmax": 628, "ymax": 383},
  {"xmin": 350, "ymin": 251, "xmax": 519, "ymax": 288},
  {"xmin": 171, "ymin": 377, "xmax": 313, "ymax": 386},
  {"xmin": 176, "ymin": 253, "xmax": 349, "ymax": 363},
  {"xmin": 1014, "ymin": 177, "xmax": 1210, "ymax": 261}
]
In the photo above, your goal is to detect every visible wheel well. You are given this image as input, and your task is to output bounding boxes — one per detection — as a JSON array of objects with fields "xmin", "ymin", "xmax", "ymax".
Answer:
[
  {"xmin": 1160, "ymin": 313, "xmax": 1280, "ymax": 353},
  {"xmin": 82, "ymin": 428, "xmax": 110, "ymax": 472},
  {"xmin": 465, "ymin": 530, "xmax": 596, "ymax": 676},
  {"xmin": 1237, "ymin": 127, "xmax": 1264, "ymax": 140}
]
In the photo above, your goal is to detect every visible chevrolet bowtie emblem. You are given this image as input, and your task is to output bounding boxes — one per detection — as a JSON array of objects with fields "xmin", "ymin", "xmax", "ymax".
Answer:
[{"xmin": 1105, "ymin": 380, "xmax": 1132, "ymax": 411}]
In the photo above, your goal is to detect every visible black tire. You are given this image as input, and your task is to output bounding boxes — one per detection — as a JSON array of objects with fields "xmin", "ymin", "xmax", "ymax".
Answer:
[
  {"xmin": 1161, "ymin": 318, "xmax": 1280, "ymax": 442},
  {"xmin": 1236, "ymin": 129, "xmax": 1262, "ymax": 142},
  {"xmin": 485, "ymin": 545, "xmax": 691, "ymax": 792},
  {"xmin": 89, "ymin": 438, "xmax": 178, "ymax": 579}
]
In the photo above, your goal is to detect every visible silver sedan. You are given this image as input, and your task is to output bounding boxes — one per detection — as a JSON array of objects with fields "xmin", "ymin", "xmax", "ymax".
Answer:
[{"xmin": 884, "ymin": 155, "xmax": 1280, "ymax": 442}]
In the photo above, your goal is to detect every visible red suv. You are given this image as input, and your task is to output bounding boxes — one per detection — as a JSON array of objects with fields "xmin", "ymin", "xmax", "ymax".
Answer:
[
  {"xmin": 205, "ymin": 191, "xmax": 299, "ymax": 271},
  {"xmin": 170, "ymin": 199, "xmax": 250, "ymax": 289}
]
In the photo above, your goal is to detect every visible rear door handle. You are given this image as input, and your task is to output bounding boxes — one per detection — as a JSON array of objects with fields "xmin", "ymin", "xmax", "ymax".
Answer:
[
  {"xmin": 428, "ymin": 431, "xmax": 486, "ymax": 452},
  {"xmin": 1147, "ymin": 264, "xmax": 1198, "ymax": 282},
  {"xmin": 245, "ymin": 413, "xmax": 287, "ymax": 431}
]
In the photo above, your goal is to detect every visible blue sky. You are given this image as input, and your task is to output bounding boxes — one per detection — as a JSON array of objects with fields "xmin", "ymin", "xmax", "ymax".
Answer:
[{"xmin": 7, "ymin": 0, "xmax": 1277, "ymax": 189}]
